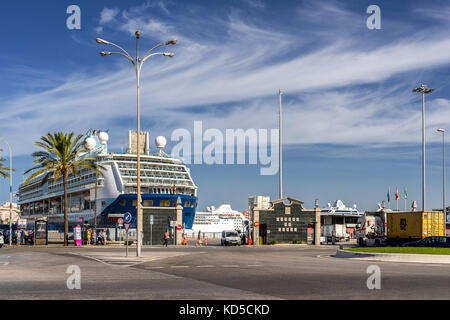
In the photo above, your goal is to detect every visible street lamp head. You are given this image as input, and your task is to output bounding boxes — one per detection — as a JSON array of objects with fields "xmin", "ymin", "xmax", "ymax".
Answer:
[
  {"xmin": 165, "ymin": 39, "xmax": 177, "ymax": 45},
  {"xmin": 413, "ymin": 87, "xmax": 423, "ymax": 93},
  {"xmin": 100, "ymin": 51, "xmax": 112, "ymax": 56},
  {"xmin": 163, "ymin": 52, "xmax": 174, "ymax": 58},
  {"xmin": 424, "ymin": 88, "xmax": 435, "ymax": 94},
  {"xmin": 135, "ymin": 31, "xmax": 141, "ymax": 39},
  {"xmin": 96, "ymin": 38, "xmax": 110, "ymax": 44},
  {"xmin": 438, "ymin": 128, "xmax": 446, "ymax": 133}
]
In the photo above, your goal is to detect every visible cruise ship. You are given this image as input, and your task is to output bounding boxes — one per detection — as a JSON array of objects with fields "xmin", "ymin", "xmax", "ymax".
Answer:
[
  {"xmin": 18, "ymin": 129, "xmax": 198, "ymax": 231},
  {"xmin": 187, "ymin": 204, "xmax": 248, "ymax": 235}
]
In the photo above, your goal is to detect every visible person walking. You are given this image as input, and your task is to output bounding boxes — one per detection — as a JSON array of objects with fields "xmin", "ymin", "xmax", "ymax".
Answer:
[
  {"xmin": 86, "ymin": 228, "xmax": 91, "ymax": 246},
  {"xmin": 163, "ymin": 230, "xmax": 169, "ymax": 247},
  {"xmin": 197, "ymin": 231, "xmax": 202, "ymax": 247},
  {"xmin": 96, "ymin": 230, "xmax": 104, "ymax": 245}
]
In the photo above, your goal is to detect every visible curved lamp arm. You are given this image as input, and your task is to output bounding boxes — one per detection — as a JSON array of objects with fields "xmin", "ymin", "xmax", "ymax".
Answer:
[
  {"xmin": 100, "ymin": 51, "xmax": 135, "ymax": 66},
  {"xmin": 142, "ymin": 39, "xmax": 177, "ymax": 61},
  {"xmin": 141, "ymin": 52, "xmax": 174, "ymax": 65},
  {"xmin": 96, "ymin": 38, "xmax": 134, "ymax": 62}
]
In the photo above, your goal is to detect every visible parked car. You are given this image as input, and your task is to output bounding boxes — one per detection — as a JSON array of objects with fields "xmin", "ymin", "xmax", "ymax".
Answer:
[
  {"xmin": 0, "ymin": 231, "xmax": 4, "ymax": 248},
  {"xmin": 221, "ymin": 230, "xmax": 241, "ymax": 246},
  {"xmin": 403, "ymin": 236, "xmax": 450, "ymax": 247}
]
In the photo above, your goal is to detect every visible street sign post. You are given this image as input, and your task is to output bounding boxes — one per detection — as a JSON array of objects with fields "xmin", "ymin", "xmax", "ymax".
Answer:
[
  {"xmin": 124, "ymin": 222, "xmax": 131, "ymax": 257},
  {"xmin": 124, "ymin": 212, "xmax": 132, "ymax": 223},
  {"xmin": 149, "ymin": 215, "xmax": 154, "ymax": 246}
]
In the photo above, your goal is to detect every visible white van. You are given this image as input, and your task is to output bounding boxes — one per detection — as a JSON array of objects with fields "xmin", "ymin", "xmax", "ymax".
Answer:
[{"xmin": 221, "ymin": 230, "xmax": 240, "ymax": 246}]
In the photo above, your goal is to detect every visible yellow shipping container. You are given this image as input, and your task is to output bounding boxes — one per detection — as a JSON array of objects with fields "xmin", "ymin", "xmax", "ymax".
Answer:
[{"xmin": 387, "ymin": 211, "xmax": 445, "ymax": 240}]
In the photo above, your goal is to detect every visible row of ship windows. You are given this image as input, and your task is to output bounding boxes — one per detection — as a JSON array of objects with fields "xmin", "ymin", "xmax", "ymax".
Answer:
[
  {"xmin": 120, "ymin": 171, "xmax": 189, "ymax": 180},
  {"xmin": 22, "ymin": 173, "xmax": 97, "ymax": 196},
  {"xmin": 122, "ymin": 178, "xmax": 193, "ymax": 186},
  {"xmin": 117, "ymin": 199, "xmax": 195, "ymax": 208},
  {"xmin": 117, "ymin": 163, "xmax": 185, "ymax": 172},
  {"xmin": 109, "ymin": 158, "xmax": 178, "ymax": 165}
]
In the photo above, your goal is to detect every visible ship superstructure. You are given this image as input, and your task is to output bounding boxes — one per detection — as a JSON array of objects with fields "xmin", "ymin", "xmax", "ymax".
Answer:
[
  {"xmin": 188, "ymin": 204, "xmax": 248, "ymax": 235},
  {"xmin": 18, "ymin": 129, "xmax": 198, "ymax": 230}
]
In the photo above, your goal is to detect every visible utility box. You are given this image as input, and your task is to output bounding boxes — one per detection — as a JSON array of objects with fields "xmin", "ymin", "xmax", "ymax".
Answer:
[{"xmin": 387, "ymin": 211, "xmax": 445, "ymax": 241}]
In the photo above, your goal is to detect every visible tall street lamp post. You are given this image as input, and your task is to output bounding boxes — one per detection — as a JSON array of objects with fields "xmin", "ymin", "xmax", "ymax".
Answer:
[
  {"xmin": 437, "ymin": 129, "xmax": 446, "ymax": 219},
  {"xmin": 0, "ymin": 139, "xmax": 13, "ymax": 246},
  {"xmin": 413, "ymin": 84, "xmax": 434, "ymax": 211},
  {"xmin": 96, "ymin": 31, "xmax": 176, "ymax": 257}
]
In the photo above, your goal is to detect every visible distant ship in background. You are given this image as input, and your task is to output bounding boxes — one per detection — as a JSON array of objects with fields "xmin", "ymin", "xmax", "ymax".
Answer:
[
  {"xmin": 188, "ymin": 204, "xmax": 249, "ymax": 235},
  {"xmin": 18, "ymin": 129, "xmax": 198, "ymax": 231}
]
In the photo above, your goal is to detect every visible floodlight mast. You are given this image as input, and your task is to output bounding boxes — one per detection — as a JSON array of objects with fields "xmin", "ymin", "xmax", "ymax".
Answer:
[{"xmin": 412, "ymin": 84, "xmax": 434, "ymax": 211}]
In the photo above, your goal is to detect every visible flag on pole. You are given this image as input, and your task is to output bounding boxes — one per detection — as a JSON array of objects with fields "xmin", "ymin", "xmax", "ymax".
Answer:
[
  {"xmin": 395, "ymin": 188, "xmax": 399, "ymax": 201},
  {"xmin": 173, "ymin": 184, "xmax": 177, "ymax": 193},
  {"xmin": 404, "ymin": 187, "xmax": 408, "ymax": 199},
  {"xmin": 387, "ymin": 188, "xmax": 390, "ymax": 203}
]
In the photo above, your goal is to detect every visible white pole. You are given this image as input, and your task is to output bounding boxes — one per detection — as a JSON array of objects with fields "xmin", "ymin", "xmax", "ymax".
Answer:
[
  {"xmin": 422, "ymin": 91, "xmax": 426, "ymax": 211},
  {"xmin": 1, "ymin": 140, "xmax": 13, "ymax": 246},
  {"xmin": 279, "ymin": 89, "xmax": 283, "ymax": 200}
]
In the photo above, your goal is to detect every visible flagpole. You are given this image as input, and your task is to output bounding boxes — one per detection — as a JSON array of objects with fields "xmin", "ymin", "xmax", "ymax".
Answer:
[{"xmin": 388, "ymin": 187, "xmax": 391, "ymax": 209}]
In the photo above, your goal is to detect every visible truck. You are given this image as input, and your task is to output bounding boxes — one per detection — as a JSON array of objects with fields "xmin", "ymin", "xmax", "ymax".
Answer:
[
  {"xmin": 321, "ymin": 224, "xmax": 350, "ymax": 242},
  {"xmin": 356, "ymin": 209, "xmax": 445, "ymax": 247}
]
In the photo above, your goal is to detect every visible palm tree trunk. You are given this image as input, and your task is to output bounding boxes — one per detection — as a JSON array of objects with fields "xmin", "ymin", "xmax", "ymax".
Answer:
[{"xmin": 64, "ymin": 175, "xmax": 69, "ymax": 246}]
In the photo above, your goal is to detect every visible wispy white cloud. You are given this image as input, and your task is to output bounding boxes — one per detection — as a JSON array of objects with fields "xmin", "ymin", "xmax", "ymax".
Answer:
[
  {"xmin": 2, "ymin": 1, "xmax": 450, "ymax": 157},
  {"xmin": 99, "ymin": 7, "xmax": 120, "ymax": 25}
]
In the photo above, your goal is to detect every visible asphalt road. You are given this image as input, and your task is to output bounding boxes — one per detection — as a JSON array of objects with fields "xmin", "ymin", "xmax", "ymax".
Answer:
[{"xmin": 0, "ymin": 244, "xmax": 449, "ymax": 299}]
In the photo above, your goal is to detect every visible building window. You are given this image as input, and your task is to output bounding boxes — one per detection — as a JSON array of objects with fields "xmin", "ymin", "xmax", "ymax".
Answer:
[
  {"xmin": 278, "ymin": 228, "xmax": 281, "ymax": 232},
  {"xmin": 101, "ymin": 201, "xmax": 106, "ymax": 207},
  {"xmin": 160, "ymin": 200, "xmax": 171, "ymax": 207},
  {"xmin": 276, "ymin": 217, "xmax": 280, "ymax": 222},
  {"xmin": 119, "ymin": 200, "xmax": 126, "ymax": 207},
  {"xmin": 294, "ymin": 228, "xmax": 297, "ymax": 232},
  {"xmin": 143, "ymin": 200, "xmax": 153, "ymax": 206}
]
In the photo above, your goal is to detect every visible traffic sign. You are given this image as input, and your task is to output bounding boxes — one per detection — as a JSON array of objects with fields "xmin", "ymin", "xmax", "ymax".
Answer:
[
  {"xmin": 117, "ymin": 218, "xmax": 124, "ymax": 225},
  {"xmin": 170, "ymin": 221, "xmax": 178, "ymax": 227},
  {"xmin": 124, "ymin": 212, "xmax": 132, "ymax": 223},
  {"xmin": 150, "ymin": 215, "xmax": 154, "ymax": 225},
  {"xmin": 124, "ymin": 222, "xmax": 131, "ymax": 232},
  {"xmin": 176, "ymin": 224, "xmax": 182, "ymax": 230},
  {"xmin": 254, "ymin": 221, "xmax": 260, "ymax": 227}
]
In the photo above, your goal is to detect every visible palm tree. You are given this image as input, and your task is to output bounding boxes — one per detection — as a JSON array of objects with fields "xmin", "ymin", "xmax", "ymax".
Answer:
[
  {"xmin": 0, "ymin": 149, "xmax": 12, "ymax": 179},
  {"xmin": 24, "ymin": 132, "xmax": 105, "ymax": 246}
]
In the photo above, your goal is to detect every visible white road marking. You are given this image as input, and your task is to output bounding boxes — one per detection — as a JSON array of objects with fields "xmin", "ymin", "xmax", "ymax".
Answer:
[
  {"xmin": 0, "ymin": 262, "xmax": 10, "ymax": 266},
  {"xmin": 247, "ymin": 264, "xmax": 264, "ymax": 267},
  {"xmin": 196, "ymin": 265, "xmax": 214, "ymax": 268},
  {"xmin": 145, "ymin": 266, "xmax": 164, "ymax": 269},
  {"xmin": 171, "ymin": 265, "xmax": 189, "ymax": 268},
  {"xmin": 222, "ymin": 265, "xmax": 240, "ymax": 267}
]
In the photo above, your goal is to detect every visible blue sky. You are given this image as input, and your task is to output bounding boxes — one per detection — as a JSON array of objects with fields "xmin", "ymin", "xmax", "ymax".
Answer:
[{"xmin": 1, "ymin": 0, "xmax": 450, "ymax": 212}]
